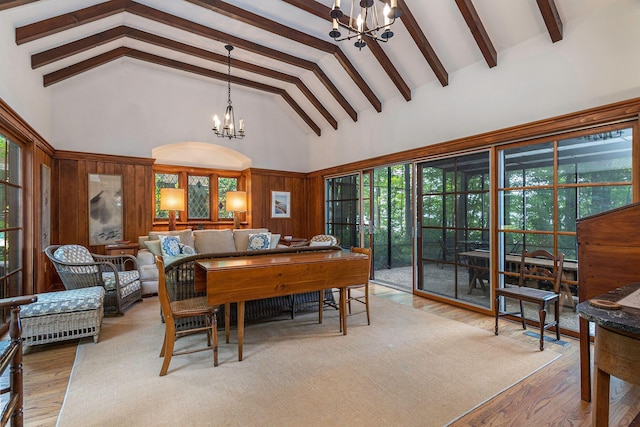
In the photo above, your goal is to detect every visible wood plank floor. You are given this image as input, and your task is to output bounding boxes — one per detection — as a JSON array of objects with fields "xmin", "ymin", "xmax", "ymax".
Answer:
[{"xmin": 20, "ymin": 284, "xmax": 640, "ymax": 426}]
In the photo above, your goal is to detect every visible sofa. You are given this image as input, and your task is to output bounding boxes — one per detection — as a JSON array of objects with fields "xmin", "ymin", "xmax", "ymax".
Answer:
[{"xmin": 136, "ymin": 228, "xmax": 285, "ymax": 296}]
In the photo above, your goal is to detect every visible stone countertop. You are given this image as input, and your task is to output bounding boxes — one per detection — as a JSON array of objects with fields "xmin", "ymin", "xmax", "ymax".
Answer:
[{"xmin": 577, "ymin": 282, "xmax": 640, "ymax": 336}]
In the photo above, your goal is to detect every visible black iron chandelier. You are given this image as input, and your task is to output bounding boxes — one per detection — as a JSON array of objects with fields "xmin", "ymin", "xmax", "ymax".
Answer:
[
  {"xmin": 329, "ymin": 0, "xmax": 402, "ymax": 50},
  {"xmin": 213, "ymin": 45, "xmax": 245, "ymax": 140}
]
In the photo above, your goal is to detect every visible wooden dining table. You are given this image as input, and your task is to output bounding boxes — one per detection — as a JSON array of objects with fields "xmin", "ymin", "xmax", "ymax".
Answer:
[{"xmin": 194, "ymin": 250, "xmax": 370, "ymax": 361}]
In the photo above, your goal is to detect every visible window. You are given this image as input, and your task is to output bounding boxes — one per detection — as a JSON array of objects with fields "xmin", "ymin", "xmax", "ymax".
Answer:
[
  {"xmin": 0, "ymin": 132, "xmax": 23, "ymax": 326},
  {"xmin": 154, "ymin": 167, "xmax": 244, "ymax": 224},
  {"xmin": 326, "ymin": 174, "xmax": 359, "ymax": 248}
]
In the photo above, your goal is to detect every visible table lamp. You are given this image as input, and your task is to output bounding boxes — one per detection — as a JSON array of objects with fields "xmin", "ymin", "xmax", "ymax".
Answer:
[
  {"xmin": 160, "ymin": 188, "xmax": 185, "ymax": 231},
  {"xmin": 226, "ymin": 191, "xmax": 247, "ymax": 229}
]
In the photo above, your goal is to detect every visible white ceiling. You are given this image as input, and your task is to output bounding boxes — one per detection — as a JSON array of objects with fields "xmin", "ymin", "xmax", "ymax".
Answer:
[{"xmin": 1, "ymin": 0, "xmax": 614, "ymax": 137}]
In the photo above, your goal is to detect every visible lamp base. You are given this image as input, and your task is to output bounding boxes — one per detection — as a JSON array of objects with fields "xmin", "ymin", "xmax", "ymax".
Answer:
[
  {"xmin": 233, "ymin": 211, "xmax": 242, "ymax": 230},
  {"xmin": 168, "ymin": 210, "xmax": 177, "ymax": 231}
]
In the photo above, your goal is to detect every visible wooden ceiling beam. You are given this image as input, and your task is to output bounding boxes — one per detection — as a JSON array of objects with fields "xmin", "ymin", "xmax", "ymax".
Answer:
[
  {"xmin": 184, "ymin": 0, "xmax": 381, "ymax": 113},
  {"xmin": 454, "ymin": 0, "xmax": 497, "ymax": 68},
  {"xmin": 31, "ymin": 26, "xmax": 337, "ymax": 129},
  {"xmin": 536, "ymin": 0, "xmax": 563, "ymax": 43},
  {"xmin": 15, "ymin": 0, "xmax": 129, "ymax": 44},
  {"xmin": 43, "ymin": 47, "xmax": 322, "ymax": 136},
  {"xmin": 281, "ymin": 0, "xmax": 411, "ymax": 102},
  {"xmin": 392, "ymin": 0, "xmax": 448, "ymax": 87},
  {"xmin": 126, "ymin": 2, "xmax": 358, "ymax": 122},
  {"xmin": 0, "ymin": 0, "xmax": 38, "ymax": 11}
]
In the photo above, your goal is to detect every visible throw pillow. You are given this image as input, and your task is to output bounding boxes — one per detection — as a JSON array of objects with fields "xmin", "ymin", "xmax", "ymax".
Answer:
[
  {"xmin": 143, "ymin": 240, "xmax": 162, "ymax": 256},
  {"xmin": 270, "ymin": 234, "xmax": 281, "ymax": 249},
  {"xmin": 159, "ymin": 235, "xmax": 181, "ymax": 257},
  {"xmin": 180, "ymin": 244, "xmax": 196, "ymax": 255},
  {"xmin": 233, "ymin": 228, "xmax": 269, "ymax": 251},
  {"xmin": 247, "ymin": 233, "xmax": 271, "ymax": 251}
]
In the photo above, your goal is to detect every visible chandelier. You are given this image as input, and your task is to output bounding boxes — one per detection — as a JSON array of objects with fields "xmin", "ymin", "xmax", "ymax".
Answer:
[
  {"xmin": 329, "ymin": 0, "xmax": 402, "ymax": 49},
  {"xmin": 213, "ymin": 45, "xmax": 245, "ymax": 139}
]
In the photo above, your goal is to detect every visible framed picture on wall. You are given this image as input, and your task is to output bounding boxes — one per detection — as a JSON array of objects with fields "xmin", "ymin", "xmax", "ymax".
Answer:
[
  {"xmin": 88, "ymin": 174, "xmax": 123, "ymax": 245},
  {"xmin": 271, "ymin": 191, "xmax": 291, "ymax": 218}
]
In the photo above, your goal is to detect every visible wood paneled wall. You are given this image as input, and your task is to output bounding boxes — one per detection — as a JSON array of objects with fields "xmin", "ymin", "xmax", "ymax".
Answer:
[
  {"xmin": 52, "ymin": 151, "xmax": 155, "ymax": 254},
  {"xmin": 250, "ymin": 168, "xmax": 310, "ymax": 238}
]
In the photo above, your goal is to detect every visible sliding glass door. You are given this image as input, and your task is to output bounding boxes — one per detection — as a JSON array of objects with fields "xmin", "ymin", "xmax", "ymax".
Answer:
[{"xmin": 416, "ymin": 152, "xmax": 491, "ymax": 309}]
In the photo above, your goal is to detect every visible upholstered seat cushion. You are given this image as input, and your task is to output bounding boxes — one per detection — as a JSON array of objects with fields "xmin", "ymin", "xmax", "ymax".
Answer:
[
  {"xmin": 20, "ymin": 287, "xmax": 105, "ymax": 317},
  {"xmin": 102, "ymin": 270, "xmax": 141, "ymax": 297},
  {"xmin": 193, "ymin": 229, "xmax": 236, "ymax": 254}
]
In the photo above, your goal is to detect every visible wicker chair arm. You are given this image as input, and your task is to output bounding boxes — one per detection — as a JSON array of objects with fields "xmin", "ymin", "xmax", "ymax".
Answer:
[
  {"xmin": 0, "ymin": 295, "xmax": 38, "ymax": 309},
  {"xmin": 92, "ymin": 254, "xmax": 139, "ymax": 271}
]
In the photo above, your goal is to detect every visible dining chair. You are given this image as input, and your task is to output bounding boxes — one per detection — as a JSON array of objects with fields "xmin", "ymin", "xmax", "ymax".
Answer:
[
  {"xmin": 494, "ymin": 249, "xmax": 565, "ymax": 351},
  {"xmin": 343, "ymin": 246, "xmax": 372, "ymax": 326},
  {"xmin": 156, "ymin": 256, "xmax": 221, "ymax": 376}
]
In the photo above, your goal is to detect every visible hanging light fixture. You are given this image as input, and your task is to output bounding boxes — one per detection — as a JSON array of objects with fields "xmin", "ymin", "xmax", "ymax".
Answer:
[
  {"xmin": 213, "ymin": 45, "xmax": 245, "ymax": 139},
  {"xmin": 329, "ymin": 0, "xmax": 402, "ymax": 50}
]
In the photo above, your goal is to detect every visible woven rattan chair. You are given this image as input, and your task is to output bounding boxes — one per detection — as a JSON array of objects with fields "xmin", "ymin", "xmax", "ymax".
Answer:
[
  {"xmin": 495, "ymin": 249, "xmax": 565, "ymax": 351},
  {"xmin": 0, "ymin": 294, "xmax": 37, "ymax": 427},
  {"xmin": 45, "ymin": 244, "xmax": 142, "ymax": 315},
  {"xmin": 156, "ymin": 256, "xmax": 221, "ymax": 376}
]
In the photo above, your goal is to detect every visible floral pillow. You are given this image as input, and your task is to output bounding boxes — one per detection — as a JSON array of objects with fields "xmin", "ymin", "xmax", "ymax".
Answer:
[
  {"xmin": 247, "ymin": 233, "xmax": 271, "ymax": 251},
  {"xmin": 159, "ymin": 235, "xmax": 182, "ymax": 257},
  {"xmin": 180, "ymin": 244, "xmax": 196, "ymax": 255}
]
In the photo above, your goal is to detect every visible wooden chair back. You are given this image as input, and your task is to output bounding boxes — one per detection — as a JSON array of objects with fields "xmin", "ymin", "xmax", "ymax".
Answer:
[
  {"xmin": 350, "ymin": 247, "xmax": 372, "ymax": 280},
  {"xmin": 517, "ymin": 249, "xmax": 565, "ymax": 293}
]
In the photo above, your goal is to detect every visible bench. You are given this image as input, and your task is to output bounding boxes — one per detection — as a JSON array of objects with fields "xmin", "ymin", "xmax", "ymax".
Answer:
[{"xmin": 21, "ymin": 287, "xmax": 105, "ymax": 346}]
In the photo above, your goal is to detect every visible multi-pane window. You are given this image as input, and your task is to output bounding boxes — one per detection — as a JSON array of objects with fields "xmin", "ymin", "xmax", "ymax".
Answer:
[
  {"xmin": 326, "ymin": 174, "xmax": 359, "ymax": 248},
  {"xmin": 154, "ymin": 169, "xmax": 241, "ymax": 224},
  {"xmin": 0, "ymin": 132, "xmax": 22, "ymax": 326}
]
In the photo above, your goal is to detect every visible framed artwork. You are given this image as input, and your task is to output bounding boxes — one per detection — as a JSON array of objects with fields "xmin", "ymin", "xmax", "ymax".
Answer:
[
  {"xmin": 271, "ymin": 191, "xmax": 291, "ymax": 218},
  {"xmin": 88, "ymin": 174, "xmax": 123, "ymax": 245},
  {"xmin": 40, "ymin": 164, "xmax": 51, "ymax": 249}
]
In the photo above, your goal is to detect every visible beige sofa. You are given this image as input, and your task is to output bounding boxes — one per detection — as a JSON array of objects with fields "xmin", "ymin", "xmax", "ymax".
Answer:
[{"xmin": 136, "ymin": 228, "xmax": 280, "ymax": 296}]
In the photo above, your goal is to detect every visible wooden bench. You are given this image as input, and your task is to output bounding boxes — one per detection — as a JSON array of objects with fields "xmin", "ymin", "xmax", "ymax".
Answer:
[{"xmin": 21, "ymin": 287, "xmax": 105, "ymax": 347}]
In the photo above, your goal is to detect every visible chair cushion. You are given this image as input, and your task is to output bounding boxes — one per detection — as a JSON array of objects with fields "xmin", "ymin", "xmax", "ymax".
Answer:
[
  {"xmin": 102, "ymin": 270, "xmax": 141, "ymax": 295},
  {"xmin": 53, "ymin": 245, "xmax": 99, "ymax": 273},
  {"xmin": 310, "ymin": 235, "xmax": 338, "ymax": 246},
  {"xmin": 247, "ymin": 233, "xmax": 271, "ymax": 251},
  {"xmin": 159, "ymin": 235, "xmax": 182, "ymax": 257},
  {"xmin": 20, "ymin": 287, "xmax": 105, "ymax": 317},
  {"xmin": 193, "ymin": 229, "xmax": 236, "ymax": 254}
]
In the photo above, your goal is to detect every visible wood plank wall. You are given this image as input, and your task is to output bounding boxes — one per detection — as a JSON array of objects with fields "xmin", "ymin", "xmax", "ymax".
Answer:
[{"xmin": 250, "ymin": 168, "xmax": 310, "ymax": 238}]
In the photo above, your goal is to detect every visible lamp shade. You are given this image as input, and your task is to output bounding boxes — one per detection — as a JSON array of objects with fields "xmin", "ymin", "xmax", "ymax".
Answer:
[
  {"xmin": 226, "ymin": 191, "xmax": 247, "ymax": 212},
  {"xmin": 160, "ymin": 188, "xmax": 185, "ymax": 211}
]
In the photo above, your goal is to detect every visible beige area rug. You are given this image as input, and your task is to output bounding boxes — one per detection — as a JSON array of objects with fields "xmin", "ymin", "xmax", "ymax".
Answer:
[{"xmin": 57, "ymin": 295, "xmax": 560, "ymax": 427}]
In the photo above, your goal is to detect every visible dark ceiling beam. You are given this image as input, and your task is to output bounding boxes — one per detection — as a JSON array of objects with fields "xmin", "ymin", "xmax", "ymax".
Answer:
[
  {"xmin": 454, "ymin": 0, "xmax": 497, "ymax": 68},
  {"xmin": 184, "ymin": 0, "xmax": 382, "ymax": 113},
  {"xmin": 126, "ymin": 2, "xmax": 358, "ymax": 122},
  {"xmin": 280, "ymin": 0, "xmax": 411, "ymax": 102},
  {"xmin": 15, "ymin": 0, "xmax": 357, "ymax": 123},
  {"xmin": 0, "ymin": 0, "xmax": 38, "ymax": 11},
  {"xmin": 387, "ymin": 0, "xmax": 448, "ymax": 87},
  {"xmin": 43, "ymin": 47, "xmax": 322, "ymax": 136},
  {"xmin": 15, "ymin": 0, "xmax": 129, "ymax": 44},
  {"xmin": 536, "ymin": 0, "xmax": 563, "ymax": 43},
  {"xmin": 31, "ymin": 26, "xmax": 337, "ymax": 129}
]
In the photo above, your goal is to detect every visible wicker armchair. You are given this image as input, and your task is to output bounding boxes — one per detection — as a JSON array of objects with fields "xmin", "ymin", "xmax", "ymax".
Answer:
[{"xmin": 45, "ymin": 244, "xmax": 142, "ymax": 315}]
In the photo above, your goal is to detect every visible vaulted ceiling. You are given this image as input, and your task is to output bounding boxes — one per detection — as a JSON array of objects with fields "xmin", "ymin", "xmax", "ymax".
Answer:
[{"xmin": 1, "ymin": 0, "xmax": 583, "ymax": 137}]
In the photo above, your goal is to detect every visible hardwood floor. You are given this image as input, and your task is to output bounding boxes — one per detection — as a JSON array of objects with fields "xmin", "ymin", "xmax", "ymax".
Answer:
[{"xmin": 20, "ymin": 284, "xmax": 640, "ymax": 426}]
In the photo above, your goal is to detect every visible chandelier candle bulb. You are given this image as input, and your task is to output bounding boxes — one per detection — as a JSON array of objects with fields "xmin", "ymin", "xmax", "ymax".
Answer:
[{"xmin": 384, "ymin": 4, "xmax": 391, "ymax": 29}]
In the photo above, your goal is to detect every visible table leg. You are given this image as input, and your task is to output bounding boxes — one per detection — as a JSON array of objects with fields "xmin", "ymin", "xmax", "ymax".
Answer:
[
  {"xmin": 225, "ymin": 303, "xmax": 230, "ymax": 344},
  {"xmin": 238, "ymin": 301, "xmax": 245, "ymax": 361},
  {"xmin": 340, "ymin": 287, "xmax": 347, "ymax": 335}
]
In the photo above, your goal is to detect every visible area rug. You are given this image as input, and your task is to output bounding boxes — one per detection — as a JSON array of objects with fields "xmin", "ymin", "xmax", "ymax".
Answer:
[{"xmin": 57, "ymin": 294, "xmax": 560, "ymax": 427}]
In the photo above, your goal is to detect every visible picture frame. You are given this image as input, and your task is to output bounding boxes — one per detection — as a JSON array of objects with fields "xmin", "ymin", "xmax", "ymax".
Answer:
[
  {"xmin": 271, "ymin": 191, "xmax": 291, "ymax": 218},
  {"xmin": 88, "ymin": 174, "xmax": 123, "ymax": 245},
  {"xmin": 40, "ymin": 164, "xmax": 51, "ymax": 249}
]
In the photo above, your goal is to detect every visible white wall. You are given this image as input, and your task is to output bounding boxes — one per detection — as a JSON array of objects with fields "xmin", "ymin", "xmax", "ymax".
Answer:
[
  {"xmin": 0, "ymin": 13, "xmax": 51, "ymax": 139},
  {"xmin": 307, "ymin": 0, "xmax": 640, "ymax": 171},
  {"xmin": 49, "ymin": 58, "xmax": 311, "ymax": 171}
]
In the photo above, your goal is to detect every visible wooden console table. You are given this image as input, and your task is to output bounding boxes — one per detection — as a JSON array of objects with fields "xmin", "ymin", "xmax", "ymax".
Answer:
[
  {"xmin": 194, "ymin": 250, "xmax": 369, "ymax": 361},
  {"xmin": 577, "ymin": 283, "xmax": 640, "ymax": 426}
]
